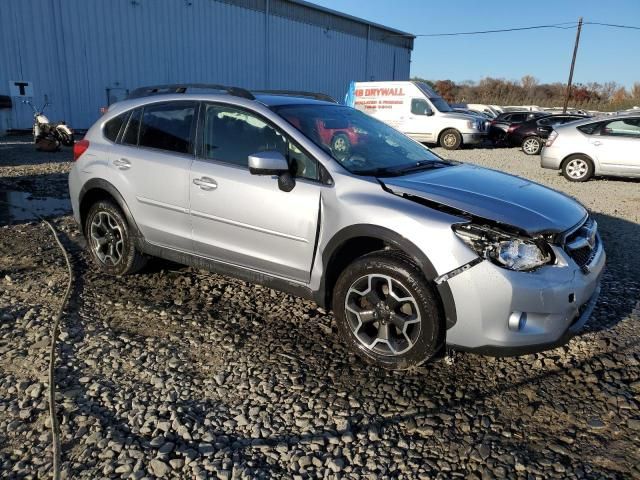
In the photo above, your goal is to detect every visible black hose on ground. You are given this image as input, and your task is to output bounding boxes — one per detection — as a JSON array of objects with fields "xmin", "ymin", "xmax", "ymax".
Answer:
[{"xmin": 0, "ymin": 201, "xmax": 73, "ymax": 480}]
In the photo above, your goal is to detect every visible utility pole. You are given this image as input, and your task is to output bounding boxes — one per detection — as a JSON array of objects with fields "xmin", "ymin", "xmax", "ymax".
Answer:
[{"xmin": 563, "ymin": 17, "xmax": 583, "ymax": 113}]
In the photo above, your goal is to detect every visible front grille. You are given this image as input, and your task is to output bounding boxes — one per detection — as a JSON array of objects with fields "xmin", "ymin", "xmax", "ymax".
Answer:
[{"xmin": 564, "ymin": 217, "xmax": 599, "ymax": 272}]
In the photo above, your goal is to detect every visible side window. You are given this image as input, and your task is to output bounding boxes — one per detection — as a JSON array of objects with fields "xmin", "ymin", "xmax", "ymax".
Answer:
[
  {"xmin": 122, "ymin": 108, "xmax": 142, "ymax": 146},
  {"xmin": 203, "ymin": 104, "xmax": 318, "ymax": 180},
  {"xmin": 411, "ymin": 99, "xmax": 431, "ymax": 116},
  {"xmin": 104, "ymin": 112, "xmax": 129, "ymax": 142},
  {"xmin": 601, "ymin": 119, "xmax": 640, "ymax": 137},
  {"xmin": 577, "ymin": 122, "xmax": 603, "ymax": 135},
  {"xmin": 139, "ymin": 102, "xmax": 195, "ymax": 154}
]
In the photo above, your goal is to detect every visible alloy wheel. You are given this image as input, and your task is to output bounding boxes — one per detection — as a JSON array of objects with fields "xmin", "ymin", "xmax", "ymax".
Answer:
[
  {"xmin": 90, "ymin": 211, "xmax": 124, "ymax": 265},
  {"xmin": 344, "ymin": 274, "xmax": 421, "ymax": 356},
  {"xmin": 522, "ymin": 138, "xmax": 540, "ymax": 154},
  {"xmin": 566, "ymin": 158, "xmax": 588, "ymax": 179}
]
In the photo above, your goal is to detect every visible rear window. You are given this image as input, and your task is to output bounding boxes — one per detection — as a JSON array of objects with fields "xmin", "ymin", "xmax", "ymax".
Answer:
[
  {"xmin": 122, "ymin": 108, "xmax": 142, "ymax": 145},
  {"xmin": 104, "ymin": 112, "xmax": 129, "ymax": 142},
  {"xmin": 139, "ymin": 102, "xmax": 195, "ymax": 154}
]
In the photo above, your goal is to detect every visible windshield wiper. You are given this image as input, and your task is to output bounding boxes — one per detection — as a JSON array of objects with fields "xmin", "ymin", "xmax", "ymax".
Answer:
[{"xmin": 353, "ymin": 160, "xmax": 454, "ymax": 178}]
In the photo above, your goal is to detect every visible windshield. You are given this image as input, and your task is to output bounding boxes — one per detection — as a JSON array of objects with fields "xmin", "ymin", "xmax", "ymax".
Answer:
[
  {"xmin": 428, "ymin": 96, "xmax": 452, "ymax": 113},
  {"xmin": 273, "ymin": 104, "xmax": 446, "ymax": 176}
]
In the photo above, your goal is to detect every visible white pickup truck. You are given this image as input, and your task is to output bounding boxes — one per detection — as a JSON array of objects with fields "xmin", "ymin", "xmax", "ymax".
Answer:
[{"xmin": 351, "ymin": 81, "xmax": 487, "ymax": 150}]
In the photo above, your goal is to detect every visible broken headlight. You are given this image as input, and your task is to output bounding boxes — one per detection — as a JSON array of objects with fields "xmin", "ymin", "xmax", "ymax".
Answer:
[{"xmin": 453, "ymin": 223, "xmax": 553, "ymax": 271}]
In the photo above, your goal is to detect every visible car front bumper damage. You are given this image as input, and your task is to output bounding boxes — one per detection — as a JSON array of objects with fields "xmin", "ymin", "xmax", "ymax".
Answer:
[{"xmin": 440, "ymin": 240, "xmax": 605, "ymax": 356}]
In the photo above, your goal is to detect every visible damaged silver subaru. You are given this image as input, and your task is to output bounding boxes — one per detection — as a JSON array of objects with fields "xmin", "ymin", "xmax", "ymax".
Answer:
[{"xmin": 69, "ymin": 85, "xmax": 605, "ymax": 370}]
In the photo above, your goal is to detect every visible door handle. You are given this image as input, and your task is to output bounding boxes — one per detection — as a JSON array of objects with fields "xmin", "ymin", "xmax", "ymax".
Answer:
[
  {"xmin": 193, "ymin": 176, "xmax": 218, "ymax": 191},
  {"xmin": 113, "ymin": 158, "xmax": 131, "ymax": 170},
  {"xmin": 592, "ymin": 141, "xmax": 602, "ymax": 146}
]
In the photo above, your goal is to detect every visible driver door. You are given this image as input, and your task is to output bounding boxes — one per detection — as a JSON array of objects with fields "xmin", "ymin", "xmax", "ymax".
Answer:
[
  {"xmin": 594, "ymin": 118, "xmax": 640, "ymax": 175},
  {"xmin": 401, "ymin": 98, "xmax": 434, "ymax": 142},
  {"xmin": 189, "ymin": 103, "xmax": 322, "ymax": 283}
]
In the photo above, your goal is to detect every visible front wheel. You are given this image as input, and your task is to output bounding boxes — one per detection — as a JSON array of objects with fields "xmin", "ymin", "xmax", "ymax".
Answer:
[
  {"xmin": 440, "ymin": 129, "xmax": 462, "ymax": 150},
  {"xmin": 522, "ymin": 136, "xmax": 542, "ymax": 155},
  {"xmin": 85, "ymin": 200, "xmax": 147, "ymax": 275},
  {"xmin": 332, "ymin": 252, "xmax": 442, "ymax": 370}
]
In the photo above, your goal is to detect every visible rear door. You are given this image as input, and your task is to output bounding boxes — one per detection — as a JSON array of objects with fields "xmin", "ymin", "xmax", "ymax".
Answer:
[
  {"xmin": 108, "ymin": 101, "xmax": 196, "ymax": 251},
  {"xmin": 189, "ymin": 103, "xmax": 322, "ymax": 282},
  {"xmin": 592, "ymin": 118, "xmax": 640, "ymax": 175}
]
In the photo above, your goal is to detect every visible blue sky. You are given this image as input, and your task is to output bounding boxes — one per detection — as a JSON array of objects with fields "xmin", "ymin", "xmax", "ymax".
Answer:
[{"xmin": 312, "ymin": 0, "xmax": 640, "ymax": 88}]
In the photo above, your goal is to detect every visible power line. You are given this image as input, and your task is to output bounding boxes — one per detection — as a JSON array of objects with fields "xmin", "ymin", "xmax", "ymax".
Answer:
[
  {"xmin": 409, "ymin": 22, "xmax": 578, "ymax": 37},
  {"xmin": 584, "ymin": 21, "xmax": 640, "ymax": 31},
  {"xmin": 389, "ymin": 20, "xmax": 640, "ymax": 38}
]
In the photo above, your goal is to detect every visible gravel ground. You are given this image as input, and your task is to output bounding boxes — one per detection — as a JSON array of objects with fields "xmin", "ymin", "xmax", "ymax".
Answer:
[{"xmin": 1, "ymin": 136, "xmax": 639, "ymax": 479}]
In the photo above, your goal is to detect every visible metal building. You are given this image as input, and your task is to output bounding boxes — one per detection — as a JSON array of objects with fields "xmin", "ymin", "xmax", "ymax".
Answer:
[{"xmin": 0, "ymin": 0, "xmax": 414, "ymax": 130}]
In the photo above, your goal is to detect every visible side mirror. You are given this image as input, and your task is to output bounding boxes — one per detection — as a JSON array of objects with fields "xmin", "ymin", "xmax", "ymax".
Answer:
[
  {"xmin": 425, "ymin": 108, "xmax": 434, "ymax": 116},
  {"xmin": 248, "ymin": 151, "xmax": 289, "ymax": 175},
  {"xmin": 248, "ymin": 151, "xmax": 295, "ymax": 192}
]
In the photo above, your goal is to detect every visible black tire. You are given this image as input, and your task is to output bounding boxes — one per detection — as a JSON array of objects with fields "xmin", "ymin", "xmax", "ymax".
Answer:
[
  {"xmin": 521, "ymin": 136, "xmax": 542, "ymax": 155},
  {"xmin": 59, "ymin": 131, "xmax": 74, "ymax": 147},
  {"xmin": 84, "ymin": 200, "xmax": 147, "ymax": 276},
  {"xmin": 331, "ymin": 133, "xmax": 351, "ymax": 160},
  {"xmin": 332, "ymin": 251, "xmax": 442, "ymax": 370},
  {"xmin": 561, "ymin": 154, "xmax": 594, "ymax": 182},
  {"xmin": 439, "ymin": 129, "xmax": 462, "ymax": 150}
]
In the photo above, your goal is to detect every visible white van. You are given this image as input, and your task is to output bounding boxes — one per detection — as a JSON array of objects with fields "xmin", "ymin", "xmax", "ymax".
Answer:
[{"xmin": 352, "ymin": 81, "xmax": 487, "ymax": 150}]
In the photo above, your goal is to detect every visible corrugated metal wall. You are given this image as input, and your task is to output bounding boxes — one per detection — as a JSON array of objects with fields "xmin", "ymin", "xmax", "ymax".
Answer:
[{"xmin": 0, "ymin": 0, "xmax": 412, "ymax": 130}]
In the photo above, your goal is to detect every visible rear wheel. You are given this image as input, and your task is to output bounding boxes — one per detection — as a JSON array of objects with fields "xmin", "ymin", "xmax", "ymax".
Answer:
[
  {"xmin": 440, "ymin": 129, "xmax": 462, "ymax": 150},
  {"xmin": 332, "ymin": 251, "xmax": 442, "ymax": 370},
  {"xmin": 85, "ymin": 200, "xmax": 147, "ymax": 275},
  {"xmin": 522, "ymin": 136, "xmax": 542, "ymax": 155},
  {"xmin": 562, "ymin": 155, "xmax": 594, "ymax": 182}
]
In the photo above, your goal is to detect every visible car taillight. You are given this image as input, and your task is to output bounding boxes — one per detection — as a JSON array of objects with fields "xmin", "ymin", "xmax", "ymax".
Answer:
[
  {"xmin": 73, "ymin": 139, "xmax": 90, "ymax": 161},
  {"xmin": 545, "ymin": 131, "xmax": 558, "ymax": 147}
]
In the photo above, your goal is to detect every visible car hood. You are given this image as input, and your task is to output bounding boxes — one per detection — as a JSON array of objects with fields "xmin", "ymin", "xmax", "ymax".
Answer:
[
  {"xmin": 381, "ymin": 164, "xmax": 587, "ymax": 235},
  {"xmin": 439, "ymin": 112, "xmax": 477, "ymax": 122}
]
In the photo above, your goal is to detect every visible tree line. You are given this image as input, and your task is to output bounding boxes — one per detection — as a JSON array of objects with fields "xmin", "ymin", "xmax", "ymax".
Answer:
[{"xmin": 412, "ymin": 76, "xmax": 640, "ymax": 111}]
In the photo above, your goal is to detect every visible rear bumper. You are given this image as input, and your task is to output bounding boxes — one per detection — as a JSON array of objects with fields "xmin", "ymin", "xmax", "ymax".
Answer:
[{"xmin": 540, "ymin": 148, "xmax": 563, "ymax": 170}]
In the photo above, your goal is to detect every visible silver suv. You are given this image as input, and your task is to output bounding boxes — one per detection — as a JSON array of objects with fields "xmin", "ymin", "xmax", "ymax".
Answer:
[{"xmin": 69, "ymin": 84, "xmax": 605, "ymax": 370}]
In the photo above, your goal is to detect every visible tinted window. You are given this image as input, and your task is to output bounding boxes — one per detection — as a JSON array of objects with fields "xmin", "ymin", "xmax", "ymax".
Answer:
[
  {"xmin": 601, "ymin": 118, "xmax": 640, "ymax": 137},
  {"xmin": 139, "ymin": 103, "xmax": 195, "ymax": 154},
  {"xmin": 577, "ymin": 122, "xmax": 602, "ymax": 135},
  {"xmin": 203, "ymin": 104, "xmax": 318, "ymax": 180},
  {"xmin": 411, "ymin": 99, "xmax": 431, "ymax": 116},
  {"xmin": 104, "ymin": 112, "xmax": 129, "ymax": 142},
  {"xmin": 122, "ymin": 108, "xmax": 142, "ymax": 145},
  {"xmin": 510, "ymin": 113, "xmax": 527, "ymax": 122}
]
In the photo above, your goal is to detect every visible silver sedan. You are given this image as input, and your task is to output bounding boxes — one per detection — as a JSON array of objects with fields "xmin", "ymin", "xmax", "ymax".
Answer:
[{"xmin": 541, "ymin": 114, "xmax": 640, "ymax": 181}]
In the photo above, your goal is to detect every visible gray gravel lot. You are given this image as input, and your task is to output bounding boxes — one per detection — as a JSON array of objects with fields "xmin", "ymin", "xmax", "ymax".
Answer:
[{"xmin": 1, "ymin": 137, "xmax": 639, "ymax": 479}]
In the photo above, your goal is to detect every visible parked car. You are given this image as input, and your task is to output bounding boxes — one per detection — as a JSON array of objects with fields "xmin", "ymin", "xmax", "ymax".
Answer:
[
  {"xmin": 452, "ymin": 103, "xmax": 501, "ymax": 119},
  {"xmin": 506, "ymin": 114, "xmax": 588, "ymax": 155},
  {"xmin": 488, "ymin": 111, "xmax": 546, "ymax": 144},
  {"xmin": 541, "ymin": 114, "xmax": 640, "ymax": 181},
  {"xmin": 69, "ymin": 84, "xmax": 605, "ymax": 370},
  {"xmin": 352, "ymin": 81, "xmax": 487, "ymax": 150}
]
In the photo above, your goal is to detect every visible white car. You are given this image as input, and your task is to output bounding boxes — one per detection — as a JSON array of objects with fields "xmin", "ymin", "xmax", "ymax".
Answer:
[
  {"xmin": 352, "ymin": 81, "xmax": 487, "ymax": 150},
  {"xmin": 541, "ymin": 114, "xmax": 640, "ymax": 181}
]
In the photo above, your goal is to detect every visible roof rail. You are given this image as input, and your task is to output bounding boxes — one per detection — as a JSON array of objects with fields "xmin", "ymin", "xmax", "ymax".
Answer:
[
  {"xmin": 253, "ymin": 90, "xmax": 338, "ymax": 103},
  {"xmin": 127, "ymin": 84, "xmax": 255, "ymax": 100}
]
